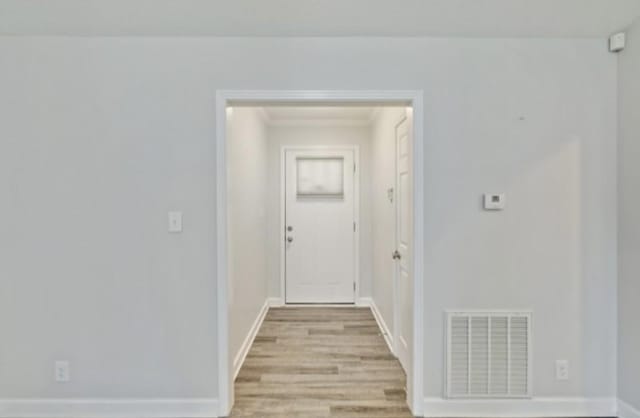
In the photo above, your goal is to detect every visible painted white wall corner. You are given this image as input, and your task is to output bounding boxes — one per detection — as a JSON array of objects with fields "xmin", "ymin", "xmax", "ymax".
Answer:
[
  {"xmin": 619, "ymin": 399, "xmax": 640, "ymax": 418},
  {"xmin": 0, "ymin": 398, "xmax": 220, "ymax": 418},
  {"xmin": 267, "ymin": 297, "xmax": 284, "ymax": 307},
  {"xmin": 423, "ymin": 397, "xmax": 617, "ymax": 418}
]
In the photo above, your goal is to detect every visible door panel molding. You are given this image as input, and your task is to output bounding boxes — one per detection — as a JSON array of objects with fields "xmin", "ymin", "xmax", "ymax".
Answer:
[{"xmin": 216, "ymin": 90, "xmax": 425, "ymax": 416}]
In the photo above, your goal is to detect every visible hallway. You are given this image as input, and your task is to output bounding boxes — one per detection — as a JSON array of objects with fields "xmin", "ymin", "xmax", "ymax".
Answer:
[{"xmin": 229, "ymin": 307, "xmax": 413, "ymax": 417}]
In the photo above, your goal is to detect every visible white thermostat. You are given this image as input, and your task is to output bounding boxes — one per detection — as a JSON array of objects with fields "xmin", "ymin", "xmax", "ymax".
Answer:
[{"xmin": 484, "ymin": 193, "xmax": 506, "ymax": 210}]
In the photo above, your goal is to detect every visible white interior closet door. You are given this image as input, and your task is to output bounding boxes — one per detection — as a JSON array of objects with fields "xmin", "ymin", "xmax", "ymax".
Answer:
[{"xmin": 394, "ymin": 113, "xmax": 413, "ymax": 373}]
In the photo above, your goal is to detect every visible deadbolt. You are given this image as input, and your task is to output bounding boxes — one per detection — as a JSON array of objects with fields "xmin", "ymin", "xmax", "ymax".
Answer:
[
  {"xmin": 287, "ymin": 226, "xmax": 293, "ymax": 231},
  {"xmin": 287, "ymin": 236, "xmax": 294, "ymax": 243}
]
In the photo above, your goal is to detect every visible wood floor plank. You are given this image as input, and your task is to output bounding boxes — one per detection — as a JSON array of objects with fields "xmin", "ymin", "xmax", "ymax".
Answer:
[{"xmin": 229, "ymin": 307, "xmax": 413, "ymax": 418}]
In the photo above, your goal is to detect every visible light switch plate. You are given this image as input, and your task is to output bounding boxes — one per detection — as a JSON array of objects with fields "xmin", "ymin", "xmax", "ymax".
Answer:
[
  {"xmin": 54, "ymin": 360, "xmax": 70, "ymax": 382},
  {"xmin": 484, "ymin": 193, "xmax": 506, "ymax": 210},
  {"xmin": 556, "ymin": 360, "xmax": 569, "ymax": 380},
  {"xmin": 168, "ymin": 211, "xmax": 183, "ymax": 233}
]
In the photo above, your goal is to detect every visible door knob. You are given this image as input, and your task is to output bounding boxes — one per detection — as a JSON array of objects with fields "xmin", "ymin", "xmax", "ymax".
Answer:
[
  {"xmin": 392, "ymin": 250, "xmax": 401, "ymax": 260},
  {"xmin": 287, "ymin": 236, "xmax": 294, "ymax": 243}
]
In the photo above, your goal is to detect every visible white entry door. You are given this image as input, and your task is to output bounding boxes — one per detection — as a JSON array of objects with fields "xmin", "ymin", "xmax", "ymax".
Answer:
[
  {"xmin": 284, "ymin": 148, "xmax": 356, "ymax": 304},
  {"xmin": 394, "ymin": 113, "xmax": 413, "ymax": 373}
]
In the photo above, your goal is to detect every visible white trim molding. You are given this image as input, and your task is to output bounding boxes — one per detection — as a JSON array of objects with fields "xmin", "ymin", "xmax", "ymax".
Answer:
[
  {"xmin": 619, "ymin": 399, "xmax": 640, "ymax": 418},
  {"xmin": 423, "ymin": 397, "xmax": 616, "ymax": 418},
  {"xmin": 0, "ymin": 398, "xmax": 219, "ymax": 418},
  {"xmin": 352, "ymin": 297, "xmax": 394, "ymax": 353},
  {"xmin": 232, "ymin": 299, "xmax": 270, "ymax": 380},
  {"xmin": 216, "ymin": 90, "xmax": 425, "ymax": 416},
  {"xmin": 369, "ymin": 298, "xmax": 394, "ymax": 354},
  {"xmin": 215, "ymin": 91, "xmax": 231, "ymax": 416}
]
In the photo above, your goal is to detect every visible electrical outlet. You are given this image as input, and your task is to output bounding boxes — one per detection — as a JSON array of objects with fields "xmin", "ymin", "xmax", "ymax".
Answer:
[
  {"xmin": 54, "ymin": 361, "xmax": 70, "ymax": 382},
  {"xmin": 555, "ymin": 360, "xmax": 569, "ymax": 380},
  {"xmin": 168, "ymin": 211, "xmax": 183, "ymax": 233}
]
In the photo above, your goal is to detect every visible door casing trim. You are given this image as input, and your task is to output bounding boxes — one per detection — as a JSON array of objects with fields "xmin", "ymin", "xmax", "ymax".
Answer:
[{"xmin": 216, "ymin": 90, "xmax": 425, "ymax": 416}]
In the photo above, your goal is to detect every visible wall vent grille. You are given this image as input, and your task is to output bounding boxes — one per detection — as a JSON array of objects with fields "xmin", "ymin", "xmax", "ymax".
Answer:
[{"xmin": 446, "ymin": 311, "xmax": 532, "ymax": 398}]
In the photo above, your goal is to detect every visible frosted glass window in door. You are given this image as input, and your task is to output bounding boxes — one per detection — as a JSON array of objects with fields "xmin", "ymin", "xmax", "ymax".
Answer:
[{"xmin": 296, "ymin": 157, "xmax": 344, "ymax": 197}]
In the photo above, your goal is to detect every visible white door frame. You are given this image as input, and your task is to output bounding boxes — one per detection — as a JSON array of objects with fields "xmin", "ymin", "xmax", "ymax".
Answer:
[
  {"xmin": 280, "ymin": 145, "xmax": 360, "ymax": 305},
  {"xmin": 215, "ymin": 90, "xmax": 425, "ymax": 416}
]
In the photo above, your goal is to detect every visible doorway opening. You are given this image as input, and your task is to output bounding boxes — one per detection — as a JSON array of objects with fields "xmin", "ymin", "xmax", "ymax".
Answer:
[{"xmin": 216, "ymin": 91, "xmax": 425, "ymax": 417}]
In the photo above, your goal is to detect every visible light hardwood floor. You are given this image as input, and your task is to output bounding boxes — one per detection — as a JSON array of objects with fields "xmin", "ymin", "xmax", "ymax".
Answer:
[{"xmin": 229, "ymin": 307, "xmax": 414, "ymax": 418}]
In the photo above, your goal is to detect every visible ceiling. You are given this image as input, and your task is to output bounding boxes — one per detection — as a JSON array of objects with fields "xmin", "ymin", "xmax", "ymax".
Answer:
[
  {"xmin": 0, "ymin": 0, "xmax": 639, "ymax": 38},
  {"xmin": 262, "ymin": 107, "xmax": 377, "ymax": 124}
]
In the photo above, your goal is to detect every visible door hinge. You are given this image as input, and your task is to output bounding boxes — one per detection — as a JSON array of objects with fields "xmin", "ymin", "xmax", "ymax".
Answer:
[
  {"xmin": 354, "ymin": 163, "xmax": 356, "ymax": 173},
  {"xmin": 353, "ymin": 282, "xmax": 356, "ymax": 292},
  {"xmin": 353, "ymin": 222, "xmax": 356, "ymax": 232}
]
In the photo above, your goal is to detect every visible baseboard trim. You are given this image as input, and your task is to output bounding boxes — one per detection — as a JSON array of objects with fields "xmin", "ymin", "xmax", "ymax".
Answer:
[
  {"xmin": 423, "ymin": 397, "xmax": 617, "ymax": 417},
  {"xmin": 619, "ymin": 399, "xmax": 640, "ymax": 418},
  {"xmin": 0, "ymin": 398, "xmax": 219, "ymax": 418},
  {"xmin": 367, "ymin": 298, "xmax": 394, "ymax": 354},
  {"xmin": 233, "ymin": 298, "xmax": 270, "ymax": 380}
]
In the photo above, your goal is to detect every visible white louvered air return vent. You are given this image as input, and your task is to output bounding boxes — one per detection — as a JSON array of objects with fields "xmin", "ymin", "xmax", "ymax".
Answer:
[{"xmin": 446, "ymin": 311, "xmax": 532, "ymax": 398}]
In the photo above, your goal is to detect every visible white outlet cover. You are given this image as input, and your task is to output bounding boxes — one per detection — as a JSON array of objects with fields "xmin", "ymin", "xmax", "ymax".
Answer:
[{"xmin": 168, "ymin": 211, "xmax": 183, "ymax": 233}]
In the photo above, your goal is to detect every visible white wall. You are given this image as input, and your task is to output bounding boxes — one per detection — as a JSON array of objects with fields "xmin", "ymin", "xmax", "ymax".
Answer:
[
  {"xmin": 418, "ymin": 41, "xmax": 617, "ymax": 400},
  {"xmin": 227, "ymin": 107, "xmax": 269, "ymax": 373},
  {"xmin": 0, "ymin": 37, "xmax": 617, "ymax": 411},
  {"xmin": 618, "ymin": 18, "xmax": 640, "ymax": 413},
  {"xmin": 265, "ymin": 121, "xmax": 373, "ymax": 299},
  {"xmin": 370, "ymin": 107, "xmax": 406, "ymax": 335}
]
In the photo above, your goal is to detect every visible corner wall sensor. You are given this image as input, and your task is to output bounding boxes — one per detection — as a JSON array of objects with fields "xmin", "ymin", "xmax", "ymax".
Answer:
[{"xmin": 609, "ymin": 32, "xmax": 626, "ymax": 53}]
